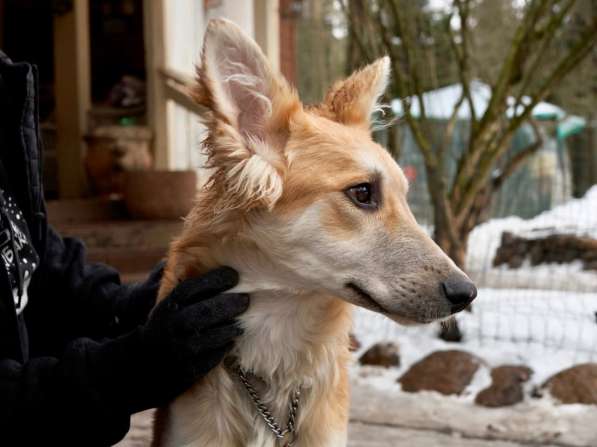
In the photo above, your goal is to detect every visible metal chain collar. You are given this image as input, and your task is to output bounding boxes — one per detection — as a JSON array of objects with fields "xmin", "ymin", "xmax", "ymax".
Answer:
[{"xmin": 235, "ymin": 365, "xmax": 301, "ymax": 447}]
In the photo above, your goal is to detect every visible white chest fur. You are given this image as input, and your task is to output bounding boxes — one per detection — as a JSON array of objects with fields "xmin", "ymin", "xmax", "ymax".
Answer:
[{"xmin": 155, "ymin": 290, "xmax": 352, "ymax": 447}]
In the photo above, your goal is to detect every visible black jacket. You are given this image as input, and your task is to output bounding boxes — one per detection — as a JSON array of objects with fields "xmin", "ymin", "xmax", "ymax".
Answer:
[{"xmin": 0, "ymin": 52, "xmax": 155, "ymax": 445}]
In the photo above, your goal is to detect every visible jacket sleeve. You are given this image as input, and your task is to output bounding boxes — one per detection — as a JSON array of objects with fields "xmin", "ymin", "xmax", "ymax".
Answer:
[
  {"xmin": 27, "ymin": 226, "xmax": 158, "ymax": 346},
  {"xmin": 0, "ymin": 332, "xmax": 145, "ymax": 446}
]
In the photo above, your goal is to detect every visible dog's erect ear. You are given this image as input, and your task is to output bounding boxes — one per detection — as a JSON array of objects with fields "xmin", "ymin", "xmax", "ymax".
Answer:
[
  {"xmin": 321, "ymin": 57, "xmax": 390, "ymax": 128},
  {"xmin": 195, "ymin": 19, "xmax": 299, "ymax": 210}
]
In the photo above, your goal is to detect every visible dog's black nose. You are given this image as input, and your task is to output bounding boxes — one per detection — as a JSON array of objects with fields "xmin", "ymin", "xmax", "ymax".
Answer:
[{"xmin": 441, "ymin": 276, "xmax": 477, "ymax": 309}]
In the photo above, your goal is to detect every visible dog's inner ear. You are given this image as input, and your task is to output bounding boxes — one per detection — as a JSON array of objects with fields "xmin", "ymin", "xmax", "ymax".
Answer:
[
  {"xmin": 196, "ymin": 20, "xmax": 301, "ymax": 211},
  {"xmin": 200, "ymin": 20, "xmax": 297, "ymax": 145},
  {"xmin": 206, "ymin": 41, "xmax": 270, "ymax": 140},
  {"xmin": 321, "ymin": 57, "xmax": 390, "ymax": 129}
]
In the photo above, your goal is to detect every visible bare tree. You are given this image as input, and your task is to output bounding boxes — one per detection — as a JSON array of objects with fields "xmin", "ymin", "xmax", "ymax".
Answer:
[
  {"xmin": 341, "ymin": 0, "xmax": 596, "ymax": 340},
  {"xmin": 342, "ymin": 0, "xmax": 596, "ymax": 265}
]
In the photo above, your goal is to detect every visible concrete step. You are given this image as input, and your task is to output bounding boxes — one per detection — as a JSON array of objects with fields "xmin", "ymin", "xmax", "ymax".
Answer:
[
  {"xmin": 53, "ymin": 220, "xmax": 182, "ymax": 249},
  {"xmin": 86, "ymin": 246, "xmax": 166, "ymax": 274},
  {"xmin": 47, "ymin": 198, "xmax": 128, "ymax": 224},
  {"xmin": 55, "ymin": 221, "xmax": 181, "ymax": 279},
  {"xmin": 46, "ymin": 199, "xmax": 184, "ymax": 282}
]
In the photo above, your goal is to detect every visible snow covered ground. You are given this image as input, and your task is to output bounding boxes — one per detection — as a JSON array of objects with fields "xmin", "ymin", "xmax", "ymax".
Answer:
[
  {"xmin": 351, "ymin": 288, "xmax": 597, "ymax": 391},
  {"xmin": 350, "ymin": 290, "xmax": 597, "ymax": 446},
  {"xmin": 348, "ymin": 189, "xmax": 597, "ymax": 443},
  {"xmin": 466, "ymin": 185, "xmax": 597, "ymax": 292}
]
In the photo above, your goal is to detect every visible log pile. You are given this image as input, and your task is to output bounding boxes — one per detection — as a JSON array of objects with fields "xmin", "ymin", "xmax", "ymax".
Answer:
[{"xmin": 493, "ymin": 232, "xmax": 597, "ymax": 271}]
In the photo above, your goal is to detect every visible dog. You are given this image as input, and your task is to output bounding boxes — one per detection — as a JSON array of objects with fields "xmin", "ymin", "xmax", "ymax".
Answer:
[{"xmin": 152, "ymin": 18, "xmax": 477, "ymax": 447}]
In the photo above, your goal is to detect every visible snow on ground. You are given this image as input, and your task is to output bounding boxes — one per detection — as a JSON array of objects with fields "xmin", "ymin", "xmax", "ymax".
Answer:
[
  {"xmin": 469, "ymin": 262, "xmax": 597, "ymax": 293},
  {"xmin": 351, "ymin": 288, "xmax": 597, "ymax": 393},
  {"xmin": 349, "ymin": 190, "xmax": 597, "ymax": 437},
  {"xmin": 466, "ymin": 185, "xmax": 597, "ymax": 292}
]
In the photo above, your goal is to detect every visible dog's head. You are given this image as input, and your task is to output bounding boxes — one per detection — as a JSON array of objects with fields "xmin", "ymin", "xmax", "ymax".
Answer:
[{"xmin": 192, "ymin": 19, "xmax": 476, "ymax": 324}]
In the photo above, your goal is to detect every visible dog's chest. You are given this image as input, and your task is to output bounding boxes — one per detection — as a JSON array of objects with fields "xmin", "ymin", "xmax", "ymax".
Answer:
[{"xmin": 157, "ymin": 291, "xmax": 351, "ymax": 447}]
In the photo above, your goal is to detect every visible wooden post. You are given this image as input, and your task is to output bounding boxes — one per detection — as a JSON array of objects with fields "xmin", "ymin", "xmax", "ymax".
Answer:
[
  {"xmin": 143, "ymin": 0, "xmax": 170, "ymax": 170},
  {"xmin": 279, "ymin": 0, "xmax": 297, "ymax": 85},
  {"xmin": 218, "ymin": 0, "xmax": 254, "ymax": 36},
  {"xmin": 53, "ymin": 0, "xmax": 91, "ymax": 198},
  {"xmin": 254, "ymin": 0, "xmax": 280, "ymax": 72}
]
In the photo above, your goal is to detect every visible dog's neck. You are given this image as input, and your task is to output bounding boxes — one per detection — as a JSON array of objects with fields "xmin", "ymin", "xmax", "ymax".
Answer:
[
  {"xmin": 156, "ymin": 223, "xmax": 353, "ymax": 446},
  {"xmin": 233, "ymin": 289, "xmax": 351, "ymax": 387},
  {"xmin": 201, "ymin": 239, "xmax": 353, "ymax": 389}
]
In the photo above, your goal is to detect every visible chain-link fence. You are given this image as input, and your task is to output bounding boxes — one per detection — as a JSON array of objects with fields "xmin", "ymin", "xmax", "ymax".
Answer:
[{"xmin": 354, "ymin": 123, "xmax": 597, "ymax": 368}]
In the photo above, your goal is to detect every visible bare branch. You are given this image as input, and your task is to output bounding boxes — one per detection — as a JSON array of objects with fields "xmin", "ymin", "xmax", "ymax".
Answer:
[
  {"xmin": 455, "ymin": 19, "xmax": 596, "ymax": 223},
  {"xmin": 475, "ymin": 0, "xmax": 550, "ymax": 136},
  {"xmin": 454, "ymin": 0, "xmax": 477, "ymax": 125},
  {"xmin": 492, "ymin": 119, "xmax": 544, "ymax": 189},
  {"xmin": 440, "ymin": 93, "xmax": 466, "ymax": 161},
  {"xmin": 512, "ymin": 0, "xmax": 577, "ymax": 113},
  {"xmin": 450, "ymin": 0, "xmax": 570, "ymax": 211},
  {"xmin": 372, "ymin": 3, "xmax": 436, "ymax": 168},
  {"xmin": 387, "ymin": 0, "xmax": 428, "ymax": 121},
  {"xmin": 374, "ymin": 1, "xmax": 459, "ymax": 248},
  {"xmin": 339, "ymin": 0, "xmax": 375, "ymax": 63},
  {"xmin": 508, "ymin": 17, "xmax": 597, "ymax": 134}
]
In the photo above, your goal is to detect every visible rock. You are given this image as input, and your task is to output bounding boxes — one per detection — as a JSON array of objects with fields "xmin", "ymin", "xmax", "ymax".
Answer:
[
  {"xmin": 359, "ymin": 342, "xmax": 400, "ymax": 368},
  {"xmin": 475, "ymin": 365, "xmax": 533, "ymax": 408},
  {"xmin": 543, "ymin": 363, "xmax": 597, "ymax": 405},
  {"xmin": 349, "ymin": 333, "xmax": 361, "ymax": 352},
  {"xmin": 398, "ymin": 350, "xmax": 481, "ymax": 395}
]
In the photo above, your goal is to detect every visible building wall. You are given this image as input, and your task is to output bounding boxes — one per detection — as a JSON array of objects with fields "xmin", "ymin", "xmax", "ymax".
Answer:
[{"xmin": 161, "ymin": 0, "xmax": 260, "ymax": 173}]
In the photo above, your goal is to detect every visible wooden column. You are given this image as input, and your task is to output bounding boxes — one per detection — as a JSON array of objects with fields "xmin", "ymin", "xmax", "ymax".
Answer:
[
  {"xmin": 254, "ymin": 0, "xmax": 280, "ymax": 71},
  {"xmin": 279, "ymin": 0, "xmax": 297, "ymax": 85},
  {"xmin": 53, "ymin": 0, "xmax": 90, "ymax": 198},
  {"xmin": 143, "ymin": 0, "xmax": 170, "ymax": 170}
]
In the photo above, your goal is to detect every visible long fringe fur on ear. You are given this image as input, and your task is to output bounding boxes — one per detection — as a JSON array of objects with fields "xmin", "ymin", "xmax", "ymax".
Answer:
[
  {"xmin": 189, "ymin": 19, "xmax": 302, "ymax": 215},
  {"xmin": 189, "ymin": 40, "xmax": 281, "ymax": 212},
  {"xmin": 201, "ymin": 121, "xmax": 285, "ymax": 214}
]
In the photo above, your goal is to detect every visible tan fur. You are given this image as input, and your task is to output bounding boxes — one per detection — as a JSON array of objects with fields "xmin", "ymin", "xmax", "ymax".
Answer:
[
  {"xmin": 315, "ymin": 58, "xmax": 390, "ymax": 128},
  {"xmin": 152, "ymin": 19, "xmax": 473, "ymax": 447}
]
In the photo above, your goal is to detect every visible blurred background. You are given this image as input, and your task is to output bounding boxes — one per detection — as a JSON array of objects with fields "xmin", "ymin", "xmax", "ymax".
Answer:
[{"xmin": 1, "ymin": 0, "xmax": 596, "ymax": 446}]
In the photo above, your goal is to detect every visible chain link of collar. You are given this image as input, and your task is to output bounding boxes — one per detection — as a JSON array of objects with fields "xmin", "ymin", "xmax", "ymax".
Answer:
[{"xmin": 234, "ymin": 364, "xmax": 301, "ymax": 447}]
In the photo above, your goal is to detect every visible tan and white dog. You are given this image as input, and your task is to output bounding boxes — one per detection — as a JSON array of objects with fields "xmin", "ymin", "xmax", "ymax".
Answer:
[{"xmin": 152, "ymin": 18, "xmax": 477, "ymax": 447}]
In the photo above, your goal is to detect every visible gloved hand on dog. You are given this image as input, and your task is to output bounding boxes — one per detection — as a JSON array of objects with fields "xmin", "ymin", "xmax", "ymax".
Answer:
[{"xmin": 84, "ymin": 266, "xmax": 249, "ymax": 414}]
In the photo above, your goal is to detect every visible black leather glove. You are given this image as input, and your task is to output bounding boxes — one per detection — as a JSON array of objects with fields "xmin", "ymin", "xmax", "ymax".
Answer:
[{"xmin": 85, "ymin": 266, "xmax": 249, "ymax": 414}]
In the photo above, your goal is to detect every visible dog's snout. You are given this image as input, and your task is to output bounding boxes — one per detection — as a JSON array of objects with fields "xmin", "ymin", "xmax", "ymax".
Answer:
[{"xmin": 441, "ymin": 276, "xmax": 477, "ymax": 310}]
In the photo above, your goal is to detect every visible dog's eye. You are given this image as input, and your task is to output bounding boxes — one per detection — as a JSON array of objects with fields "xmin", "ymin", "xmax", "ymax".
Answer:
[
  {"xmin": 352, "ymin": 184, "xmax": 371, "ymax": 203},
  {"xmin": 345, "ymin": 183, "xmax": 378, "ymax": 209}
]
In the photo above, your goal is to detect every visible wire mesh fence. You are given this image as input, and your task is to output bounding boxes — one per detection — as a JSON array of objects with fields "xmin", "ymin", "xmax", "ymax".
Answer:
[{"xmin": 354, "ymin": 124, "xmax": 597, "ymax": 365}]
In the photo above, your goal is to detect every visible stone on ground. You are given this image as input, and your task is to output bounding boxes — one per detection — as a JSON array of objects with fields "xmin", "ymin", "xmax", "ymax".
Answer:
[
  {"xmin": 398, "ymin": 350, "xmax": 481, "ymax": 395},
  {"xmin": 475, "ymin": 365, "xmax": 533, "ymax": 408},
  {"xmin": 359, "ymin": 342, "xmax": 400, "ymax": 367},
  {"xmin": 542, "ymin": 363, "xmax": 597, "ymax": 405}
]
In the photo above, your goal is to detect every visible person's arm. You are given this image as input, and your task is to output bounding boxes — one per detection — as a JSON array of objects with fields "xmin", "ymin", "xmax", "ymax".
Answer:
[
  {"xmin": 0, "ymin": 354, "xmax": 131, "ymax": 446},
  {"xmin": 1, "ymin": 268, "xmax": 249, "ymax": 445},
  {"xmin": 27, "ymin": 226, "xmax": 163, "ymax": 345}
]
